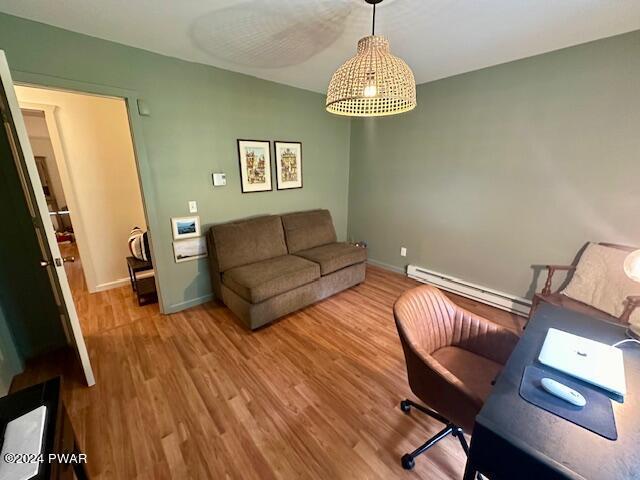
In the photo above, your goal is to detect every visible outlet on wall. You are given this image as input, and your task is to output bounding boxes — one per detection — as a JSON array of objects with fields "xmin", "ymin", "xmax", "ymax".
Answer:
[
  {"xmin": 188, "ymin": 201, "xmax": 198, "ymax": 213},
  {"xmin": 400, "ymin": 247, "xmax": 407, "ymax": 257}
]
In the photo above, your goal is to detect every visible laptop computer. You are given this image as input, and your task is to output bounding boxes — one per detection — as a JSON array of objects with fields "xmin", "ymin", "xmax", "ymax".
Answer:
[{"xmin": 538, "ymin": 328, "xmax": 626, "ymax": 396}]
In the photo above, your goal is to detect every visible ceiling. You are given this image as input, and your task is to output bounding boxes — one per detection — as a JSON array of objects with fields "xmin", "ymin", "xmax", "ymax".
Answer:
[{"xmin": 1, "ymin": 0, "xmax": 639, "ymax": 93}]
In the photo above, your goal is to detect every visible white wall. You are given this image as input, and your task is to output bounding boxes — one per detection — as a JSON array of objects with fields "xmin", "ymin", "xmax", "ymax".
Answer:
[
  {"xmin": 16, "ymin": 86, "xmax": 147, "ymax": 292},
  {"xmin": 23, "ymin": 111, "xmax": 67, "ymax": 214}
]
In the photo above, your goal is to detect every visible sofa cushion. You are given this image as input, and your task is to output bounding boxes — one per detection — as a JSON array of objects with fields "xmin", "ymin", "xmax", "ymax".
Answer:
[
  {"xmin": 222, "ymin": 255, "xmax": 320, "ymax": 303},
  {"xmin": 295, "ymin": 242, "xmax": 367, "ymax": 275},
  {"xmin": 210, "ymin": 215, "xmax": 288, "ymax": 272},
  {"xmin": 281, "ymin": 209, "xmax": 337, "ymax": 253}
]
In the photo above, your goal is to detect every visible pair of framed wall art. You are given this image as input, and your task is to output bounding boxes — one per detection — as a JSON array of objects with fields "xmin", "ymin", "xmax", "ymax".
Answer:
[
  {"xmin": 170, "ymin": 216, "xmax": 207, "ymax": 263},
  {"xmin": 237, "ymin": 139, "xmax": 302, "ymax": 193}
]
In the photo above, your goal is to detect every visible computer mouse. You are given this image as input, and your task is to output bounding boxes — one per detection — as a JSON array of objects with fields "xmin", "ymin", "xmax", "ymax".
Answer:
[{"xmin": 541, "ymin": 377, "xmax": 587, "ymax": 407}]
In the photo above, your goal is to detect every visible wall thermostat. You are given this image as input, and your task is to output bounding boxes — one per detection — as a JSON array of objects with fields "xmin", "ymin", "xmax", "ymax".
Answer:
[
  {"xmin": 212, "ymin": 172, "xmax": 227, "ymax": 187},
  {"xmin": 136, "ymin": 99, "xmax": 151, "ymax": 116}
]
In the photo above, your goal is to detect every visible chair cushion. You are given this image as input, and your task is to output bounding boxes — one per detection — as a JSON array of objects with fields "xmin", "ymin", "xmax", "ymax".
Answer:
[
  {"xmin": 432, "ymin": 346, "xmax": 503, "ymax": 402},
  {"xmin": 222, "ymin": 255, "xmax": 320, "ymax": 304},
  {"xmin": 562, "ymin": 243, "xmax": 640, "ymax": 324},
  {"xmin": 281, "ymin": 209, "xmax": 337, "ymax": 253},
  {"xmin": 295, "ymin": 242, "xmax": 367, "ymax": 275},
  {"xmin": 210, "ymin": 215, "xmax": 288, "ymax": 272}
]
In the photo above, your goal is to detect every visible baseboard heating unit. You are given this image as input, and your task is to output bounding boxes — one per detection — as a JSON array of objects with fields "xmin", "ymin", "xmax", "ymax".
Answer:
[{"xmin": 407, "ymin": 265, "xmax": 531, "ymax": 317}]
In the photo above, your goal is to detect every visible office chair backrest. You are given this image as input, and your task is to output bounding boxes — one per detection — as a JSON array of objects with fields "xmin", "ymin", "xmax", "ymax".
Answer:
[{"xmin": 394, "ymin": 284, "xmax": 457, "ymax": 355}]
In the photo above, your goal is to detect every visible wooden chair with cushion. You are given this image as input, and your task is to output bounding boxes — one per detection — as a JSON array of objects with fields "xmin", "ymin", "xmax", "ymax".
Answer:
[
  {"xmin": 529, "ymin": 242, "xmax": 640, "ymax": 326},
  {"xmin": 393, "ymin": 284, "xmax": 519, "ymax": 470}
]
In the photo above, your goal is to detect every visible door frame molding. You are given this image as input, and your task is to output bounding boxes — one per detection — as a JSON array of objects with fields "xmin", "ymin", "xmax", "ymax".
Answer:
[{"xmin": 11, "ymin": 70, "xmax": 166, "ymax": 312}]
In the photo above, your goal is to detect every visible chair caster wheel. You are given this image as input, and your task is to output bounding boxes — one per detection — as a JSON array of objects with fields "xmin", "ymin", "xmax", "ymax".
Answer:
[
  {"xmin": 401, "ymin": 454, "xmax": 415, "ymax": 470},
  {"xmin": 400, "ymin": 400, "xmax": 411, "ymax": 413}
]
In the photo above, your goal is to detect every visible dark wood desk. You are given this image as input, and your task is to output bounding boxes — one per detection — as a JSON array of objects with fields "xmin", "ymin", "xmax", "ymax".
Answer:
[
  {"xmin": 464, "ymin": 304, "xmax": 640, "ymax": 480},
  {"xmin": 0, "ymin": 377, "xmax": 88, "ymax": 480}
]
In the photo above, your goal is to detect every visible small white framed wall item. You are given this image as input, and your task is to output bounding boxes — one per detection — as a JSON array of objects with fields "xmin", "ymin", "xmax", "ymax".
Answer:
[
  {"xmin": 212, "ymin": 172, "xmax": 227, "ymax": 187},
  {"xmin": 173, "ymin": 237, "xmax": 208, "ymax": 263},
  {"xmin": 171, "ymin": 215, "xmax": 200, "ymax": 240}
]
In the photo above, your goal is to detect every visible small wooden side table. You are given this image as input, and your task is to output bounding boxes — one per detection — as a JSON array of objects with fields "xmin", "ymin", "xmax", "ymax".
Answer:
[{"xmin": 126, "ymin": 256, "xmax": 157, "ymax": 306}]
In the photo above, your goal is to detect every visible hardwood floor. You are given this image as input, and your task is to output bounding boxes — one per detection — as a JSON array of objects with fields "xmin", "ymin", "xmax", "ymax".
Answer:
[
  {"xmin": 12, "ymin": 253, "xmax": 524, "ymax": 480},
  {"xmin": 61, "ymin": 243, "xmax": 160, "ymax": 335}
]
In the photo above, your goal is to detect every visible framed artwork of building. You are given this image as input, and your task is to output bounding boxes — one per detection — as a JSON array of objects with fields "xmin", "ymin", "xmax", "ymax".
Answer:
[
  {"xmin": 274, "ymin": 141, "xmax": 302, "ymax": 190},
  {"xmin": 237, "ymin": 139, "xmax": 272, "ymax": 193}
]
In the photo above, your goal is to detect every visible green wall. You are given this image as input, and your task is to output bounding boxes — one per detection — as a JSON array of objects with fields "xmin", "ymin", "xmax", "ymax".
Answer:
[
  {"xmin": 0, "ymin": 13, "xmax": 351, "ymax": 313},
  {"xmin": 349, "ymin": 30, "xmax": 640, "ymax": 299},
  {"xmin": 1, "ymin": 10, "xmax": 638, "ymax": 315}
]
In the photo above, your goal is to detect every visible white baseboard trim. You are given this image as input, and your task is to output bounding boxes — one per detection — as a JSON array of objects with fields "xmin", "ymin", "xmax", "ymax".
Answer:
[
  {"xmin": 367, "ymin": 258, "xmax": 405, "ymax": 274},
  {"xmin": 93, "ymin": 277, "xmax": 130, "ymax": 292},
  {"xmin": 93, "ymin": 270, "xmax": 155, "ymax": 292},
  {"xmin": 407, "ymin": 264, "xmax": 531, "ymax": 317},
  {"xmin": 165, "ymin": 293, "xmax": 214, "ymax": 314}
]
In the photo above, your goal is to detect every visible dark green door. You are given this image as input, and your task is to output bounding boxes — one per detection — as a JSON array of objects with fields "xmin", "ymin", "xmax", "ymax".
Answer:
[{"xmin": 0, "ymin": 51, "xmax": 94, "ymax": 385}]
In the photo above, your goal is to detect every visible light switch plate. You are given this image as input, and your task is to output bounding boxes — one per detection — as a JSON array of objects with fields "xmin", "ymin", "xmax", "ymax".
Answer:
[
  {"xmin": 212, "ymin": 172, "xmax": 227, "ymax": 187},
  {"xmin": 400, "ymin": 247, "xmax": 407, "ymax": 257},
  {"xmin": 188, "ymin": 201, "xmax": 197, "ymax": 213}
]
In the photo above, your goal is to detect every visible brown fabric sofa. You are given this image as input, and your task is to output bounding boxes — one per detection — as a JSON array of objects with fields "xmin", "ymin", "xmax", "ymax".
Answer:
[{"xmin": 207, "ymin": 209, "xmax": 366, "ymax": 329}]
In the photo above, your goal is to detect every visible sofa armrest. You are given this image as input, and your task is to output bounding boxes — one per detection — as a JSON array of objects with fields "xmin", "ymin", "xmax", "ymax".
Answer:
[{"xmin": 206, "ymin": 230, "xmax": 223, "ymax": 299}]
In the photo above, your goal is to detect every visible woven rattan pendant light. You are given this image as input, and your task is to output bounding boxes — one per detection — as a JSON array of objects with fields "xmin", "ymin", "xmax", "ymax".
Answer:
[{"xmin": 326, "ymin": 0, "xmax": 416, "ymax": 117}]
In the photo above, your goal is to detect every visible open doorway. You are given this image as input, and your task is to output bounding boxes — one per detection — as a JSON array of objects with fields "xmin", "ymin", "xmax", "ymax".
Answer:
[
  {"xmin": 16, "ymin": 85, "xmax": 159, "ymax": 335},
  {"xmin": 21, "ymin": 110, "xmax": 74, "ymax": 241}
]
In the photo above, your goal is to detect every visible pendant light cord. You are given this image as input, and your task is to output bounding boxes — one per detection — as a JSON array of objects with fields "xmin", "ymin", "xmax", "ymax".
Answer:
[{"xmin": 372, "ymin": 3, "xmax": 376, "ymax": 35}]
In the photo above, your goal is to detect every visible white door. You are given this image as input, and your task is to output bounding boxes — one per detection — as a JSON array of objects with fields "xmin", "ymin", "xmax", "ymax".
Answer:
[{"xmin": 0, "ymin": 51, "xmax": 95, "ymax": 386}]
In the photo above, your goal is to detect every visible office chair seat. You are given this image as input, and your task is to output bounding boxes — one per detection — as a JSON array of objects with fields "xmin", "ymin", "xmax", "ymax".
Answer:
[
  {"xmin": 394, "ymin": 284, "xmax": 519, "ymax": 470},
  {"xmin": 432, "ymin": 346, "xmax": 503, "ymax": 402}
]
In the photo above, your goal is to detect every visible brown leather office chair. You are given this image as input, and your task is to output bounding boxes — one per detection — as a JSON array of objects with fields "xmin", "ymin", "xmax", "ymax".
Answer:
[{"xmin": 394, "ymin": 285, "xmax": 519, "ymax": 470}]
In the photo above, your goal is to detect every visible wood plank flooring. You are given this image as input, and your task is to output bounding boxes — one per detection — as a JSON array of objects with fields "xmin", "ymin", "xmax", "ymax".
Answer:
[
  {"xmin": 12, "ymin": 249, "xmax": 524, "ymax": 480},
  {"xmin": 62, "ymin": 243, "xmax": 161, "ymax": 335}
]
